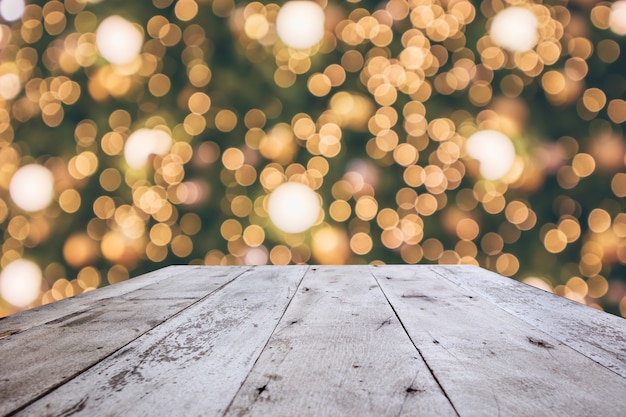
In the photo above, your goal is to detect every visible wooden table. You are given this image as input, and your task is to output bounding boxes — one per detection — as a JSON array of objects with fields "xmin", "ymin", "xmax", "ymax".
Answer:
[{"xmin": 1, "ymin": 265, "xmax": 625, "ymax": 416}]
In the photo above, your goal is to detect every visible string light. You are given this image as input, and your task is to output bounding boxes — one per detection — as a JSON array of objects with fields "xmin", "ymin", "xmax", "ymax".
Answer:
[
  {"xmin": 0, "ymin": 0, "xmax": 624, "ymax": 321},
  {"xmin": 466, "ymin": 130, "xmax": 516, "ymax": 181},
  {"xmin": 9, "ymin": 165, "xmax": 55, "ymax": 213},
  {"xmin": 124, "ymin": 128, "xmax": 172, "ymax": 169},
  {"xmin": 0, "ymin": 259, "xmax": 42, "ymax": 308},
  {"xmin": 489, "ymin": 7, "xmax": 539, "ymax": 53},
  {"xmin": 0, "ymin": 73, "xmax": 21, "ymax": 100},
  {"xmin": 610, "ymin": 1, "xmax": 626, "ymax": 36},
  {"xmin": 0, "ymin": 0, "xmax": 25, "ymax": 22},
  {"xmin": 268, "ymin": 182, "xmax": 321, "ymax": 234},
  {"xmin": 96, "ymin": 15, "xmax": 143, "ymax": 65},
  {"xmin": 276, "ymin": 1, "xmax": 325, "ymax": 49}
]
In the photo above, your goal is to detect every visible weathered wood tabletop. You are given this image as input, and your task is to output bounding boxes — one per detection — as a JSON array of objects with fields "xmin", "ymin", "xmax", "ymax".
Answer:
[{"xmin": 1, "ymin": 265, "xmax": 625, "ymax": 416}]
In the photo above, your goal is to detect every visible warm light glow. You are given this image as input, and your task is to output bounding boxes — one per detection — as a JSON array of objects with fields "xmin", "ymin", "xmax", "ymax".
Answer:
[
  {"xmin": 96, "ymin": 16, "xmax": 143, "ymax": 65},
  {"xmin": 0, "ymin": 73, "xmax": 21, "ymax": 100},
  {"xmin": 63, "ymin": 233, "xmax": 98, "ymax": 268},
  {"xmin": 9, "ymin": 164, "xmax": 55, "ymax": 212},
  {"xmin": 124, "ymin": 128, "xmax": 172, "ymax": 169},
  {"xmin": 610, "ymin": 1, "xmax": 626, "ymax": 36},
  {"xmin": 0, "ymin": 0, "xmax": 25, "ymax": 22},
  {"xmin": 489, "ymin": 7, "xmax": 538, "ymax": 52},
  {"xmin": 0, "ymin": 259, "xmax": 42, "ymax": 308},
  {"xmin": 244, "ymin": 247, "xmax": 269, "ymax": 265},
  {"xmin": 466, "ymin": 130, "xmax": 516, "ymax": 180},
  {"xmin": 276, "ymin": 1, "xmax": 325, "ymax": 49},
  {"xmin": 268, "ymin": 182, "xmax": 321, "ymax": 233},
  {"xmin": 312, "ymin": 226, "xmax": 350, "ymax": 264},
  {"xmin": 0, "ymin": 0, "xmax": 625, "ymax": 319}
]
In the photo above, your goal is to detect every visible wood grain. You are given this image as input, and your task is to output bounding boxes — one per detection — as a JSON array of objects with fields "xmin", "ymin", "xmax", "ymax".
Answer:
[
  {"xmin": 2, "ymin": 265, "xmax": 625, "ymax": 417},
  {"xmin": 434, "ymin": 265, "xmax": 626, "ymax": 378},
  {"xmin": 225, "ymin": 265, "xmax": 457, "ymax": 417},
  {"xmin": 0, "ymin": 266, "xmax": 248, "ymax": 416},
  {"xmin": 0, "ymin": 265, "xmax": 188, "ymax": 336},
  {"xmin": 371, "ymin": 265, "xmax": 626, "ymax": 417},
  {"xmin": 15, "ymin": 266, "xmax": 307, "ymax": 417}
]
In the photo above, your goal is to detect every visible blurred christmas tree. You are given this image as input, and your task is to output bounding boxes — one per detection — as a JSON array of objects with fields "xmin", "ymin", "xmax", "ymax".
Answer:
[{"xmin": 1, "ymin": 0, "xmax": 625, "ymax": 318}]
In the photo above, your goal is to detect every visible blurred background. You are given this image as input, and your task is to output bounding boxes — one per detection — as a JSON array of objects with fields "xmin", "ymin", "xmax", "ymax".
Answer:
[{"xmin": 0, "ymin": 0, "xmax": 625, "ymax": 318}]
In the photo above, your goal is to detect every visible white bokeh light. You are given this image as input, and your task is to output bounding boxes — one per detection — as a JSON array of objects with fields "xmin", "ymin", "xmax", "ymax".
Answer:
[
  {"xmin": 0, "ymin": 73, "xmax": 21, "ymax": 100},
  {"xmin": 276, "ymin": 1, "xmax": 325, "ymax": 49},
  {"xmin": 466, "ymin": 130, "xmax": 516, "ymax": 180},
  {"xmin": 610, "ymin": 1, "xmax": 626, "ymax": 36},
  {"xmin": 96, "ymin": 15, "xmax": 143, "ymax": 65},
  {"xmin": 0, "ymin": 259, "xmax": 42, "ymax": 308},
  {"xmin": 489, "ymin": 7, "xmax": 538, "ymax": 53},
  {"xmin": 124, "ymin": 128, "xmax": 172, "ymax": 169},
  {"xmin": 268, "ymin": 182, "xmax": 321, "ymax": 233},
  {"xmin": 244, "ymin": 247, "xmax": 269, "ymax": 265},
  {"xmin": 9, "ymin": 164, "xmax": 55, "ymax": 212},
  {"xmin": 0, "ymin": 0, "xmax": 25, "ymax": 22}
]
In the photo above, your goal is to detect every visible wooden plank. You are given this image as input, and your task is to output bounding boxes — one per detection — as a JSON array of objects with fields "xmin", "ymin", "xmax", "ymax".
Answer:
[
  {"xmin": 435, "ymin": 265, "xmax": 626, "ymax": 379},
  {"xmin": 0, "ymin": 265, "xmax": 188, "ymax": 335},
  {"xmin": 14, "ymin": 266, "xmax": 307, "ymax": 417},
  {"xmin": 0, "ymin": 266, "xmax": 248, "ymax": 416},
  {"xmin": 225, "ymin": 265, "xmax": 457, "ymax": 417},
  {"xmin": 371, "ymin": 265, "xmax": 626, "ymax": 417}
]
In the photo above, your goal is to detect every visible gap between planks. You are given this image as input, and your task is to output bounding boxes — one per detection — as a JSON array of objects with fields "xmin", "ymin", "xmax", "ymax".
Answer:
[
  {"xmin": 223, "ymin": 265, "xmax": 457, "ymax": 417},
  {"xmin": 370, "ymin": 267, "xmax": 461, "ymax": 417},
  {"xmin": 221, "ymin": 264, "xmax": 311, "ymax": 414},
  {"xmin": 13, "ymin": 266, "xmax": 308, "ymax": 417},
  {"xmin": 370, "ymin": 265, "xmax": 626, "ymax": 417},
  {"xmin": 2, "ymin": 266, "xmax": 252, "ymax": 417},
  {"xmin": 431, "ymin": 265, "xmax": 626, "ymax": 380}
]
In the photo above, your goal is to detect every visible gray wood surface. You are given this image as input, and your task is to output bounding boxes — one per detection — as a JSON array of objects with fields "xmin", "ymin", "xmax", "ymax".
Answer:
[
  {"xmin": 371, "ymin": 265, "xmax": 626, "ymax": 416},
  {"xmin": 225, "ymin": 266, "xmax": 457, "ymax": 417},
  {"xmin": 434, "ymin": 265, "xmax": 626, "ymax": 379},
  {"xmin": 1, "ymin": 265, "xmax": 625, "ymax": 417},
  {"xmin": 14, "ymin": 266, "xmax": 306, "ymax": 417},
  {"xmin": 0, "ymin": 266, "xmax": 190, "ymax": 335},
  {"xmin": 0, "ymin": 266, "xmax": 249, "ymax": 416}
]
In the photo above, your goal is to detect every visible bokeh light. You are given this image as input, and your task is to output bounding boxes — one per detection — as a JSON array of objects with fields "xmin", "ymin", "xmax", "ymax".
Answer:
[
  {"xmin": 96, "ymin": 15, "xmax": 143, "ymax": 65},
  {"xmin": 465, "ymin": 130, "xmax": 516, "ymax": 180},
  {"xmin": 124, "ymin": 128, "xmax": 172, "ymax": 169},
  {"xmin": 268, "ymin": 182, "xmax": 321, "ymax": 234},
  {"xmin": 9, "ymin": 165, "xmax": 55, "ymax": 212},
  {"xmin": 0, "ymin": 73, "xmax": 21, "ymax": 100},
  {"xmin": 0, "ymin": 259, "xmax": 42, "ymax": 308},
  {"xmin": 0, "ymin": 0, "xmax": 625, "ymax": 321},
  {"xmin": 0, "ymin": 0, "xmax": 25, "ymax": 22},
  {"xmin": 489, "ymin": 7, "xmax": 539, "ymax": 53},
  {"xmin": 610, "ymin": 1, "xmax": 626, "ymax": 36},
  {"xmin": 276, "ymin": 1, "xmax": 325, "ymax": 49}
]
